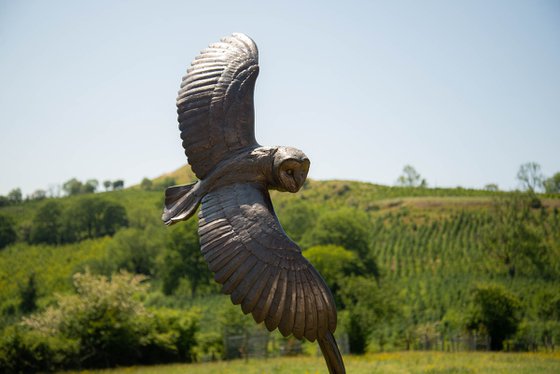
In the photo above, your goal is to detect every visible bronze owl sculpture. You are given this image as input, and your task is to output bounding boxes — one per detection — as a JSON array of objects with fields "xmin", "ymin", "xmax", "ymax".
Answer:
[{"xmin": 162, "ymin": 33, "xmax": 345, "ymax": 374}]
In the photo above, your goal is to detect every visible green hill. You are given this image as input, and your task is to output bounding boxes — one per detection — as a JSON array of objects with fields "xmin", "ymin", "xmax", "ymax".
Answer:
[{"xmin": 0, "ymin": 172, "xmax": 559, "ymax": 371}]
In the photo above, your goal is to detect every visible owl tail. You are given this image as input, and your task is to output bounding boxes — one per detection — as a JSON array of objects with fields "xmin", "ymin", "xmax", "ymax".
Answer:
[
  {"xmin": 162, "ymin": 181, "xmax": 201, "ymax": 225},
  {"xmin": 318, "ymin": 331, "xmax": 346, "ymax": 374}
]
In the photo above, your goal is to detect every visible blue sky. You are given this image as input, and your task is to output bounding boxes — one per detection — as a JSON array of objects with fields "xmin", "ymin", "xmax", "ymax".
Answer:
[{"xmin": 1, "ymin": 0, "xmax": 559, "ymax": 196}]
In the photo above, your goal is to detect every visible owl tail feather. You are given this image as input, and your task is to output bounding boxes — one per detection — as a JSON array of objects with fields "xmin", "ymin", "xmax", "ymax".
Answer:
[
  {"xmin": 318, "ymin": 331, "xmax": 346, "ymax": 374},
  {"xmin": 162, "ymin": 182, "xmax": 201, "ymax": 225}
]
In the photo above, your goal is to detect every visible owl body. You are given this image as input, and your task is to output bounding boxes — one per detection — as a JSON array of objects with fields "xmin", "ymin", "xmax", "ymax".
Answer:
[
  {"xmin": 162, "ymin": 145, "xmax": 309, "ymax": 225},
  {"xmin": 163, "ymin": 33, "xmax": 345, "ymax": 373}
]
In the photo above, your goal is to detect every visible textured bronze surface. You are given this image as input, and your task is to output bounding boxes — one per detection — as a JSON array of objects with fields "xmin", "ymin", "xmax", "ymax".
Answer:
[{"xmin": 162, "ymin": 33, "xmax": 345, "ymax": 373}]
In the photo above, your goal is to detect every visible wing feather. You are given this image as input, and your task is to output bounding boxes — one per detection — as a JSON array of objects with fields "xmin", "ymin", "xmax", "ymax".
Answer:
[
  {"xmin": 278, "ymin": 269, "xmax": 296, "ymax": 337},
  {"xmin": 293, "ymin": 270, "xmax": 306, "ymax": 339},
  {"xmin": 197, "ymin": 183, "xmax": 337, "ymax": 342},
  {"xmin": 177, "ymin": 33, "xmax": 260, "ymax": 179},
  {"xmin": 265, "ymin": 269, "xmax": 287, "ymax": 331}
]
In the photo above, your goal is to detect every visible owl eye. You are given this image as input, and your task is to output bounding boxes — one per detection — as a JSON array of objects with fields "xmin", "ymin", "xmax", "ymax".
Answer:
[{"xmin": 286, "ymin": 169, "xmax": 294, "ymax": 176}]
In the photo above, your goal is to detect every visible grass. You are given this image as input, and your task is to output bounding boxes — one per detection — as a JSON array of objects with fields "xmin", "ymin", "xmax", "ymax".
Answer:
[{"xmin": 66, "ymin": 351, "xmax": 560, "ymax": 374}]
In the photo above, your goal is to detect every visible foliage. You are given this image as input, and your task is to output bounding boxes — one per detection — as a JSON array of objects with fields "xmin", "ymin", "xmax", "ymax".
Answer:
[
  {"xmin": 303, "ymin": 207, "xmax": 370, "ymax": 256},
  {"xmin": 18, "ymin": 273, "xmax": 38, "ymax": 314},
  {"xmin": 141, "ymin": 177, "xmax": 154, "ymax": 190},
  {"xmin": 158, "ymin": 219, "xmax": 212, "ymax": 296},
  {"xmin": 112, "ymin": 180, "xmax": 125, "ymax": 190},
  {"xmin": 517, "ymin": 162, "xmax": 544, "ymax": 192},
  {"xmin": 6, "ymin": 188, "xmax": 22, "ymax": 205},
  {"xmin": 484, "ymin": 192, "xmax": 555, "ymax": 279},
  {"xmin": 0, "ymin": 325, "xmax": 79, "ymax": 373},
  {"xmin": 303, "ymin": 245, "xmax": 362, "ymax": 305},
  {"xmin": 397, "ymin": 165, "xmax": 427, "ymax": 188},
  {"xmin": 30, "ymin": 200, "xmax": 63, "ymax": 244},
  {"xmin": 467, "ymin": 283, "xmax": 523, "ymax": 351},
  {"xmin": 544, "ymin": 172, "xmax": 560, "ymax": 194},
  {"xmin": 62, "ymin": 178, "xmax": 100, "ymax": 195},
  {"xmin": 62, "ymin": 196, "xmax": 128, "ymax": 242},
  {"xmin": 13, "ymin": 271, "xmax": 199, "ymax": 370},
  {"xmin": 106, "ymin": 227, "xmax": 163, "ymax": 276},
  {"xmin": 339, "ymin": 276, "xmax": 398, "ymax": 353},
  {"xmin": 0, "ymin": 215, "xmax": 16, "ymax": 249},
  {"xmin": 29, "ymin": 189, "xmax": 47, "ymax": 201},
  {"xmin": 277, "ymin": 200, "xmax": 317, "ymax": 243}
]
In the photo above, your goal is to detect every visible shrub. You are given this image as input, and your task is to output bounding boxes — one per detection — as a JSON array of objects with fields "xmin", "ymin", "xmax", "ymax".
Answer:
[
  {"xmin": 0, "ymin": 325, "xmax": 79, "ymax": 373},
  {"xmin": 0, "ymin": 215, "xmax": 16, "ymax": 249},
  {"xmin": 17, "ymin": 271, "xmax": 200, "ymax": 370}
]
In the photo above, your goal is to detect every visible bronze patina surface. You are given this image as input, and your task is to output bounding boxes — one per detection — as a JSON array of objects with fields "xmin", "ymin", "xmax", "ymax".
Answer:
[{"xmin": 162, "ymin": 33, "xmax": 345, "ymax": 374}]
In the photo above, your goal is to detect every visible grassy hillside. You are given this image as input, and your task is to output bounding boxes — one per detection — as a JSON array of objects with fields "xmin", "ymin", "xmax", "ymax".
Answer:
[{"xmin": 0, "ymin": 170, "xmax": 559, "ymax": 371}]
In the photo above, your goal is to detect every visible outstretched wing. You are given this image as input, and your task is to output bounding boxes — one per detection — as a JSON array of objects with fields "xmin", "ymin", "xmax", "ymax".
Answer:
[
  {"xmin": 177, "ymin": 33, "xmax": 260, "ymax": 179},
  {"xmin": 198, "ymin": 183, "xmax": 337, "ymax": 342}
]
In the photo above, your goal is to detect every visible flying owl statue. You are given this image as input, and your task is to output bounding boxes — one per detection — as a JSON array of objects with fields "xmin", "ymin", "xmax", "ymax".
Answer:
[{"xmin": 162, "ymin": 33, "xmax": 345, "ymax": 374}]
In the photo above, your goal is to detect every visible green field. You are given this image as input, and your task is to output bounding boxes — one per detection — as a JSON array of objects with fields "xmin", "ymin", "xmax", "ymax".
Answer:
[
  {"xmin": 1, "ymin": 171, "xmax": 560, "ymax": 372},
  {"xmin": 69, "ymin": 352, "xmax": 560, "ymax": 374}
]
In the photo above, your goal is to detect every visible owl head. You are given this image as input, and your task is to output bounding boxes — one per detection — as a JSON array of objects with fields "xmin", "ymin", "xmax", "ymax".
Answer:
[{"xmin": 272, "ymin": 146, "xmax": 310, "ymax": 193}]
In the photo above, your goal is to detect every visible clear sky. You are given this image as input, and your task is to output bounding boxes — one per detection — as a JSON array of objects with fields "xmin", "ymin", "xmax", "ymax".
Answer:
[{"xmin": 1, "ymin": 0, "xmax": 559, "ymax": 196}]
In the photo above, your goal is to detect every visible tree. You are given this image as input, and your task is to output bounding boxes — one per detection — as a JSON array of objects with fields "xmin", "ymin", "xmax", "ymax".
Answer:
[
  {"xmin": 29, "ymin": 189, "xmax": 47, "ymax": 200},
  {"xmin": 277, "ymin": 200, "xmax": 317, "ymax": 243},
  {"xmin": 159, "ymin": 219, "xmax": 212, "ymax": 296},
  {"xmin": 103, "ymin": 180, "xmax": 112, "ymax": 191},
  {"xmin": 22, "ymin": 271, "xmax": 150, "ymax": 367},
  {"xmin": 467, "ymin": 284, "xmax": 522, "ymax": 351},
  {"xmin": 112, "ymin": 180, "xmax": 124, "ymax": 190},
  {"xmin": 107, "ymin": 228, "xmax": 162, "ymax": 276},
  {"xmin": 339, "ymin": 276, "xmax": 398, "ymax": 353},
  {"xmin": 484, "ymin": 183, "xmax": 499, "ymax": 192},
  {"xmin": 7, "ymin": 188, "xmax": 23, "ymax": 204},
  {"xmin": 397, "ymin": 165, "xmax": 427, "ymax": 188},
  {"xmin": 304, "ymin": 208, "xmax": 370, "ymax": 256},
  {"xmin": 0, "ymin": 214, "xmax": 17, "ymax": 249},
  {"xmin": 62, "ymin": 178, "xmax": 83, "ymax": 196},
  {"xmin": 303, "ymin": 245, "xmax": 363, "ymax": 304},
  {"xmin": 517, "ymin": 162, "xmax": 544, "ymax": 192},
  {"xmin": 303, "ymin": 208, "xmax": 379, "ymax": 279},
  {"xmin": 30, "ymin": 200, "xmax": 63, "ymax": 244},
  {"xmin": 82, "ymin": 179, "xmax": 99, "ymax": 194},
  {"xmin": 62, "ymin": 197, "xmax": 128, "ymax": 242},
  {"xmin": 19, "ymin": 273, "xmax": 38, "ymax": 314},
  {"xmin": 140, "ymin": 177, "xmax": 153, "ymax": 191},
  {"xmin": 544, "ymin": 172, "xmax": 560, "ymax": 194}
]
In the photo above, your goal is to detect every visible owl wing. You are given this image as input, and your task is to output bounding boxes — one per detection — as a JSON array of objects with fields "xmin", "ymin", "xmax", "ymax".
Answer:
[
  {"xmin": 198, "ymin": 183, "xmax": 337, "ymax": 342},
  {"xmin": 177, "ymin": 33, "xmax": 260, "ymax": 179}
]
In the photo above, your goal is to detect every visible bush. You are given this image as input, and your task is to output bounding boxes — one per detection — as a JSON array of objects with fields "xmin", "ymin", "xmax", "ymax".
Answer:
[
  {"xmin": 0, "ymin": 215, "xmax": 16, "ymax": 249},
  {"xmin": 467, "ymin": 284, "xmax": 523, "ymax": 351},
  {"xmin": 140, "ymin": 308, "xmax": 199, "ymax": 364},
  {"xmin": 0, "ymin": 325, "xmax": 79, "ymax": 373},
  {"xmin": 15, "ymin": 271, "xmax": 200, "ymax": 370}
]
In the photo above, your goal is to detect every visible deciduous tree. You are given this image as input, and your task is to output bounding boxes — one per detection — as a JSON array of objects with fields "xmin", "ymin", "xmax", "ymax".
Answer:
[
  {"xmin": 544, "ymin": 172, "xmax": 560, "ymax": 194},
  {"xmin": 397, "ymin": 165, "xmax": 427, "ymax": 188},
  {"xmin": 467, "ymin": 284, "xmax": 522, "ymax": 351},
  {"xmin": 517, "ymin": 162, "xmax": 544, "ymax": 192}
]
